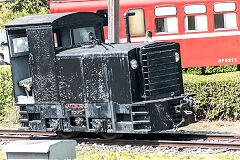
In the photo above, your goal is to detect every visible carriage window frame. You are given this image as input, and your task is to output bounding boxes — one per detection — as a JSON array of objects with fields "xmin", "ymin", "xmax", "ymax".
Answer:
[
  {"xmin": 184, "ymin": 4, "xmax": 208, "ymax": 33},
  {"xmin": 184, "ymin": 14, "xmax": 208, "ymax": 33},
  {"xmin": 155, "ymin": 6, "xmax": 178, "ymax": 35},
  {"xmin": 8, "ymin": 34, "xmax": 29, "ymax": 58},
  {"xmin": 213, "ymin": 2, "xmax": 237, "ymax": 31},
  {"xmin": 128, "ymin": 8, "xmax": 146, "ymax": 37},
  {"xmin": 214, "ymin": 12, "xmax": 237, "ymax": 30}
]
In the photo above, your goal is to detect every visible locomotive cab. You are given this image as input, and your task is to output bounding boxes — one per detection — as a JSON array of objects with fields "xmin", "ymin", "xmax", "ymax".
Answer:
[
  {"xmin": 5, "ymin": 12, "xmax": 194, "ymax": 137},
  {"xmin": 5, "ymin": 12, "xmax": 104, "ymax": 105}
]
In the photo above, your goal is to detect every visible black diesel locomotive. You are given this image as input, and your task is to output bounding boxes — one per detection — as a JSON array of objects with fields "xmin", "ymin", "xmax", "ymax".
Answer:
[{"xmin": 5, "ymin": 12, "xmax": 194, "ymax": 138}]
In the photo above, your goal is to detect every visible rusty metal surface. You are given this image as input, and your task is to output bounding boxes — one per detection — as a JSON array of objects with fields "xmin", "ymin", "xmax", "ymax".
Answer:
[{"xmin": 0, "ymin": 130, "xmax": 56, "ymax": 136}]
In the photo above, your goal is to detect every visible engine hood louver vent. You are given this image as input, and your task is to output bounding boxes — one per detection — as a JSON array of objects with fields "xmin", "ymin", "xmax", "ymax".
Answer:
[{"xmin": 141, "ymin": 43, "xmax": 183, "ymax": 100}]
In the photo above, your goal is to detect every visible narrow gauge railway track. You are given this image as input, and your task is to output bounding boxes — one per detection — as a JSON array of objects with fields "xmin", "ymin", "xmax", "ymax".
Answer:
[
  {"xmin": 1, "ymin": 130, "xmax": 240, "ymax": 149},
  {"xmin": 75, "ymin": 138, "xmax": 240, "ymax": 150},
  {"xmin": 0, "ymin": 130, "xmax": 57, "ymax": 141},
  {"xmin": 156, "ymin": 132, "xmax": 240, "ymax": 141},
  {"xmin": 0, "ymin": 130, "xmax": 56, "ymax": 136}
]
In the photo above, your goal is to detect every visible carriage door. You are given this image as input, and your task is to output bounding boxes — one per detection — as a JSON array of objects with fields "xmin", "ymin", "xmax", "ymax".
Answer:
[{"xmin": 26, "ymin": 26, "xmax": 60, "ymax": 103}]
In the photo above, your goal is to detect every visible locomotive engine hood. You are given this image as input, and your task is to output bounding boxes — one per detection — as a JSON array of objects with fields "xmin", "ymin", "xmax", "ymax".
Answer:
[{"xmin": 56, "ymin": 42, "xmax": 183, "ymax": 105}]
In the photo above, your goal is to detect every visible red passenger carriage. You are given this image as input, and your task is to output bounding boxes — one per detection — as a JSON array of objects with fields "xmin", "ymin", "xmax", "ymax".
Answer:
[{"xmin": 49, "ymin": 0, "xmax": 240, "ymax": 68}]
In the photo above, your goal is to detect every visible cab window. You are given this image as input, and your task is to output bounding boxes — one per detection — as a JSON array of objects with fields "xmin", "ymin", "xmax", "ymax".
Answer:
[
  {"xmin": 53, "ymin": 26, "xmax": 97, "ymax": 48},
  {"xmin": 73, "ymin": 27, "xmax": 95, "ymax": 44},
  {"xmin": 12, "ymin": 36, "xmax": 29, "ymax": 54}
]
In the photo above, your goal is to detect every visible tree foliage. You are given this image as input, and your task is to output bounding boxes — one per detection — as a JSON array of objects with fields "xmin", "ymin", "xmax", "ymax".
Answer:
[
  {"xmin": 0, "ymin": 66, "xmax": 14, "ymax": 120},
  {"xmin": 0, "ymin": 0, "xmax": 50, "ymax": 28}
]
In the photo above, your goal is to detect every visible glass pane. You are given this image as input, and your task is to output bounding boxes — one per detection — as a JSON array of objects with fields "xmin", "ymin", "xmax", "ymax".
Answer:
[
  {"xmin": 187, "ymin": 16, "xmax": 195, "ymax": 31},
  {"xmin": 225, "ymin": 13, "xmax": 237, "ymax": 29},
  {"xmin": 12, "ymin": 37, "xmax": 29, "ymax": 53},
  {"xmin": 214, "ymin": 2, "xmax": 236, "ymax": 12},
  {"xmin": 155, "ymin": 6, "xmax": 177, "ymax": 16},
  {"xmin": 129, "ymin": 8, "xmax": 145, "ymax": 36},
  {"xmin": 184, "ymin": 4, "xmax": 206, "ymax": 14},
  {"xmin": 155, "ymin": 18, "xmax": 165, "ymax": 33},
  {"xmin": 196, "ymin": 15, "xmax": 208, "ymax": 31},
  {"xmin": 73, "ymin": 27, "xmax": 95, "ymax": 44},
  {"xmin": 214, "ymin": 14, "xmax": 224, "ymax": 29},
  {"xmin": 61, "ymin": 28, "xmax": 71, "ymax": 46},
  {"xmin": 166, "ymin": 17, "xmax": 178, "ymax": 33}
]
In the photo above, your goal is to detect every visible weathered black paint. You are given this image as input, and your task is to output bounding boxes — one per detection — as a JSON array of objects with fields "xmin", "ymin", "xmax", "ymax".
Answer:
[
  {"xmin": 27, "ymin": 27, "xmax": 60, "ymax": 103},
  {"xmin": 5, "ymin": 12, "xmax": 194, "ymax": 134},
  {"xmin": 58, "ymin": 57, "xmax": 84, "ymax": 103}
]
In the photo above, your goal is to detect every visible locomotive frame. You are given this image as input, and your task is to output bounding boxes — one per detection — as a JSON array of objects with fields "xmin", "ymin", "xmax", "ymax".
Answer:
[{"xmin": 4, "ymin": 12, "xmax": 194, "ymax": 138}]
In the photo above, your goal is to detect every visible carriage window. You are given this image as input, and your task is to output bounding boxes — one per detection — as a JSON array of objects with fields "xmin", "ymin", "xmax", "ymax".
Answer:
[
  {"xmin": 184, "ymin": 4, "xmax": 206, "ymax": 14},
  {"xmin": 12, "ymin": 37, "xmax": 29, "ymax": 53},
  {"xmin": 184, "ymin": 4, "xmax": 207, "ymax": 32},
  {"xmin": 73, "ymin": 27, "xmax": 95, "ymax": 44},
  {"xmin": 128, "ymin": 8, "xmax": 145, "ymax": 36},
  {"xmin": 185, "ymin": 15, "xmax": 208, "ymax": 32},
  {"xmin": 214, "ymin": 13, "xmax": 237, "ymax": 30},
  {"xmin": 155, "ymin": 6, "xmax": 178, "ymax": 34},
  {"xmin": 155, "ymin": 6, "xmax": 177, "ymax": 16},
  {"xmin": 155, "ymin": 17, "xmax": 178, "ymax": 33},
  {"xmin": 214, "ymin": 2, "xmax": 236, "ymax": 12}
]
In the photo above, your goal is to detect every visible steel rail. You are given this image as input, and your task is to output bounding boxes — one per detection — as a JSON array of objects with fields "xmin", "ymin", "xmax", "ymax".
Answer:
[
  {"xmin": 161, "ymin": 133, "xmax": 240, "ymax": 140},
  {"xmin": 0, "ymin": 130, "xmax": 56, "ymax": 136},
  {"xmin": 0, "ymin": 135, "xmax": 240, "ymax": 150},
  {"xmin": 74, "ymin": 138, "xmax": 240, "ymax": 150},
  {"xmin": 0, "ymin": 129, "xmax": 240, "ymax": 149}
]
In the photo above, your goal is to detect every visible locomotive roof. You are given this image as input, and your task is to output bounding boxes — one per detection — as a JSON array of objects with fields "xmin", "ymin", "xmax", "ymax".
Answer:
[
  {"xmin": 56, "ymin": 42, "xmax": 174, "ymax": 57},
  {"xmin": 4, "ymin": 12, "xmax": 104, "ymax": 28}
]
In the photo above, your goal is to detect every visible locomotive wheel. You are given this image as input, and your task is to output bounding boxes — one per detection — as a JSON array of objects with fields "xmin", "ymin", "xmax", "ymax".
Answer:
[
  {"xmin": 101, "ymin": 133, "xmax": 123, "ymax": 140},
  {"xmin": 57, "ymin": 131, "xmax": 79, "ymax": 138}
]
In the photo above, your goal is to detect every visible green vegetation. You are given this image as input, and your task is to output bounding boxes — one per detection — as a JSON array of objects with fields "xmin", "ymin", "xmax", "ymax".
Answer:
[
  {"xmin": 75, "ymin": 147, "xmax": 240, "ymax": 160},
  {"xmin": 0, "ymin": 147, "xmax": 239, "ymax": 160},
  {"xmin": 0, "ymin": 0, "xmax": 49, "ymax": 28},
  {"xmin": 0, "ymin": 66, "xmax": 19, "ymax": 127},
  {"xmin": 183, "ymin": 65, "xmax": 238, "ymax": 75},
  {"xmin": 0, "ymin": 66, "xmax": 14, "ymax": 120},
  {"xmin": 183, "ymin": 72, "xmax": 240, "ymax": 120}
]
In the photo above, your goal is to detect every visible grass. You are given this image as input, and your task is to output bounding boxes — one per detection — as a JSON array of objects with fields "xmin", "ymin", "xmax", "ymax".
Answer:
[
  {"xmin": 75, "ymin": 149, "xmax": 240, "ymax": 160},
  {"xmin": 0, "ymin": 105, "xmax": 20, "ymax": 130},
  {"xmin": 0, "ymin": 149, "xmax": 5, "ymax": 160},
  {"xmin": 74, "ymin": 146, "xmax": 240, "ymax": 160},
  {"xmin": 0, "ymin": 143, "xmax": 239, "ymax": 160}
]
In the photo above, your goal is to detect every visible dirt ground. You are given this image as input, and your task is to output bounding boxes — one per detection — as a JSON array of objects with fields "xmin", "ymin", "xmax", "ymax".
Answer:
[
  {"xmin": 180, "ymin": 120, "xmax": 240, "ymax": 134},
  {"xmin": 1, "ymin": 120, "xmax": 240, "ymax": 135}
]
